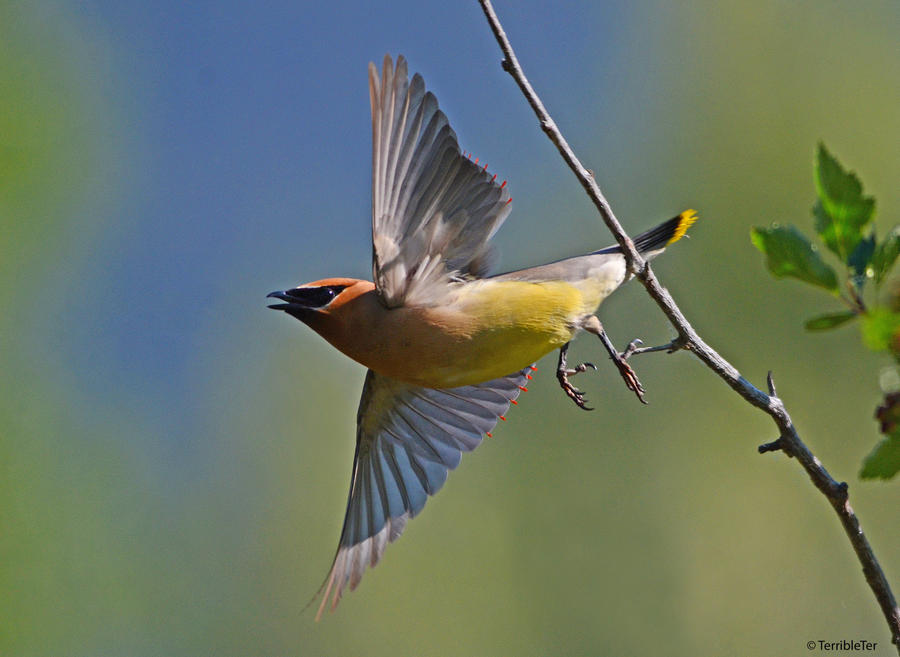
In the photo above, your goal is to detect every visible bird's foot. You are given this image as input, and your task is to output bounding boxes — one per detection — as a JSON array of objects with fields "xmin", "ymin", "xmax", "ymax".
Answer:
[
  {"xmin": 556, "ymin": 343, "xmax": 596, "ymax": 411},
  {"xmin": 556, "ymin": 369, "xmax": 595, "ymax": 410},
  {"xmin": 608, "ymin": 348, "xmax": 646, "ymax": 404}
]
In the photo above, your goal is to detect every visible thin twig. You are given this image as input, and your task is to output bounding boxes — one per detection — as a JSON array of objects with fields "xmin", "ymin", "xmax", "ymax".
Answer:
[
  {"xmin": 622, "ymin": 338, "xmax": 685, "ymax": 359},
  {"xmin": 477, "ymin": 0, "xmax": 900, "ymax": 649}
]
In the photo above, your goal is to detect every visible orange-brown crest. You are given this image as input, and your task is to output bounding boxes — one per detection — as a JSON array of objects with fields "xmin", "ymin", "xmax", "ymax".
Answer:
[{"xmin": 298, "ymin": 278, "xmax": 375, "ymax": 313}]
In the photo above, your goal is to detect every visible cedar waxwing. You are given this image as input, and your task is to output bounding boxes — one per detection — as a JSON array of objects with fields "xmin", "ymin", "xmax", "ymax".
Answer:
[{"xmin": 267, "ymin": 55, "xmax": 696, "ymax": 619}]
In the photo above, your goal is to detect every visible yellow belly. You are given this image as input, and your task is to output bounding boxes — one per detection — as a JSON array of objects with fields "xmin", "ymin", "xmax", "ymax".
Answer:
[{"xmin": 337, "ymin": 280, "xmax": 593, "ymax": 388}]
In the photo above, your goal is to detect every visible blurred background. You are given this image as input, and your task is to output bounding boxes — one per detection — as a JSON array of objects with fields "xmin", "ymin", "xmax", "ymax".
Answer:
[{"xmin": 2, "ymin": 1, "xmax": 898, "ymax": 654}]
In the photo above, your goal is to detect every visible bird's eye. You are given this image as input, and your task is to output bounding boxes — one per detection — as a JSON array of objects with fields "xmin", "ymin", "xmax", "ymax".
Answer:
[{"xmin": 321, "ymin": 285, "xmax": 347, "ymax": 300}]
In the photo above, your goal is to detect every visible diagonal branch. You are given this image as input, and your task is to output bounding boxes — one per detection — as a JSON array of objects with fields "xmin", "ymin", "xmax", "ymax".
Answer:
[{"xmin": 477, "ymin": 0, "xmax": 900, "ymax": 650}]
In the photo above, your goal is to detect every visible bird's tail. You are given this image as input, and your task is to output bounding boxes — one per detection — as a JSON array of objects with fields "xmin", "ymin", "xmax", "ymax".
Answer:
[{"xmin": 593, "ymin": 209, "xmax": 697, "ymax": 256}]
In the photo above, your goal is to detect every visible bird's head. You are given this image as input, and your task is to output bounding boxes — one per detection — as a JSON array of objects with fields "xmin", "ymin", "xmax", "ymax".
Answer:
[{"xmin": 266, "ymin": 278, "xmax": 375, "ymax": 327}]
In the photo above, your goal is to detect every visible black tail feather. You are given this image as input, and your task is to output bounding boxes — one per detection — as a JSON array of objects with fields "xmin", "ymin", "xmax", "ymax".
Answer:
[{"xmin": 593, "ymin": 210, "xmax": 697, "ymax": 255}]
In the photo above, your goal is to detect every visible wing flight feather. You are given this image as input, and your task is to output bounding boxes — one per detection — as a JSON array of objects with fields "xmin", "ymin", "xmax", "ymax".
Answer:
[
  {"xmin": 369, "ymin": 55, "xmax": 512, "ymax": 307},
  {"xmin": 314, "ymin": 365, "xmax": 533, "ymax": 619}
]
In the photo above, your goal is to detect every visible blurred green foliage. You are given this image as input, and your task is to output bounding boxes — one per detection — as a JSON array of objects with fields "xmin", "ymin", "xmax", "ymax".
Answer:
[
  {"xmin": 0, "ymin": 7, "xmax": 90, "ymax": 300},
  {"xmin": 752, "ymin": 144, "xmax": 900, "ymax": 479},
  {"xmin": 0, "ymin": 3, "xmax": 139, "ymax": 654}
]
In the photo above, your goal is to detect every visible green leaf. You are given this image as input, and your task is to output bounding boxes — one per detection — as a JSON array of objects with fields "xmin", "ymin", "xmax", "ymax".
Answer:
[
  {"xmin": 861, "ymin": 307, "xmax": 900, "ymax": 352},
  {"xmin": 813, "ymin": 143, "xmax": 876, "ymax": 263},
  {"xmin": 804, "ymin": 311, "xmax": 858, "ymax": 331},
  {"xmin": 872, "ymin": 225, "xmax": 900, "ymax": 285},
  {"xmin": 750, "ymin": 224, "xmax": 839, "ymax": 292},
  {"xmin": 859, "ymin": 435, "xmax": 900, "ymax": 480}
]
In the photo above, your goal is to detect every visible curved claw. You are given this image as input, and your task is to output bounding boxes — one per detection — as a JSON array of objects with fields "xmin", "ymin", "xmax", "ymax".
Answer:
[
  {"xmin": 622, "ymin": 339, "xmax": 644, "ymax": 359},
  {"xmin": 563, "ymin": 383, "xmax": 594, "ymax": 411},
  {"xmin": 556, "ymin": 370, "xmax": 595, "ymax": 411}
]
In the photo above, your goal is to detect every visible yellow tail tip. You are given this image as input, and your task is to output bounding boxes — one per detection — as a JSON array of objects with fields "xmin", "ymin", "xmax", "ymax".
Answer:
[{"xmin": 667, "ymin": 209, "xmax": 698, "ymax": 245}]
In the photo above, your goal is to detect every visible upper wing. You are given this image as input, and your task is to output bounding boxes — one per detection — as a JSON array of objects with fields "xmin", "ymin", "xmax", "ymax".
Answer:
[
  {"xmin": 314, "ymin": 365, "xmax": 534, "ymax": 620},
  {"xmin": 369, "ymin": 54, "xmax": 513, "ymax": 308}
]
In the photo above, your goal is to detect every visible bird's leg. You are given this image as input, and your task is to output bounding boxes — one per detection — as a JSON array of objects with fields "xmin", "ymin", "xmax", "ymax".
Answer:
[
  {"xmin": 556, "ymin": 341, "xmax": 597, "ymax": 411},
  {"xmin": 582, "ymin": 316, "xmax": 647, "ymax": 405}
]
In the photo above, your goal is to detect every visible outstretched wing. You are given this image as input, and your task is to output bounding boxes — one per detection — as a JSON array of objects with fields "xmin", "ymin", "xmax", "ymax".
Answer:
[
  {"xmin": 369, "ymin": 54, "xmax": 512, "ymax": 308},
  {"xmin": 314, "ymin": 365, "xmax": 534, "ymax": 620}
]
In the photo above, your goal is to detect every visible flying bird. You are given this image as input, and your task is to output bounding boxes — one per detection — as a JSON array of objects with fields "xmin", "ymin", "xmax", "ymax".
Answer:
[{"xmin": 267, "ymin": 54, "xmax": 696, "ymax": 619}]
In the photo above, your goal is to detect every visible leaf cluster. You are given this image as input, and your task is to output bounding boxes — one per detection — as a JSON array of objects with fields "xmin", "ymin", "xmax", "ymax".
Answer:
[{"xmin": 751, "ymin": 144, "xmax": 899, "ymax": 479}]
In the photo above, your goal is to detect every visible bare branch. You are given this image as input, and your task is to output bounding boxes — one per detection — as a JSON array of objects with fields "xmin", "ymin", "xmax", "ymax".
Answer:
[
  {"xmin": 477, "ymin": 0, "xmax": 900, "ymax": 649},
  {"xmin": 758, "ymin": 437, "xmax": 787, "ymax": 455}
]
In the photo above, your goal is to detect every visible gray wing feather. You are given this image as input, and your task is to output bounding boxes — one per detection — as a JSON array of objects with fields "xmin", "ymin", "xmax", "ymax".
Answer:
[
  {"xmin": 369, "ymin": 54, "xmax": 512, "ymax": 307},
  {"xmin": 314, "ymin": 365, "xmax": 533, "ymax": 619}
]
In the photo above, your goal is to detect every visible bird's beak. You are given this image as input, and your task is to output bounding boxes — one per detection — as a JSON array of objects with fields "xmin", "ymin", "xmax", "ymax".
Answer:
[{"xmin": 266, "ymin": 290, "xmax": 298, "ymax": 311}]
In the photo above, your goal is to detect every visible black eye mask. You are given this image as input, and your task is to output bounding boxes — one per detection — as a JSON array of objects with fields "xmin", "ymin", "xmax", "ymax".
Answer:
[{"xmin": 280, "ymin": 285, "xmax": 347, "ymax": 308}]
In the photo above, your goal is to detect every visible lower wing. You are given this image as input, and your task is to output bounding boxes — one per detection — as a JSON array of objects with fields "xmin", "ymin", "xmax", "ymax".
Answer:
[{"xmin": 313, "ymin": 365, "xmax": 534, "ymax": 619}]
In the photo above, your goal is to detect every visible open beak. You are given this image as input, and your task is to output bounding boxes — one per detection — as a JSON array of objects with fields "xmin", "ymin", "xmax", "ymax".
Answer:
[{"xmin": 266, "ymin": 290, "xmax": 296, "ymax": 311}]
